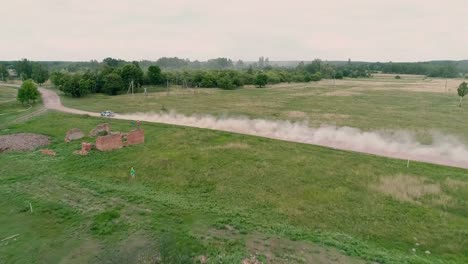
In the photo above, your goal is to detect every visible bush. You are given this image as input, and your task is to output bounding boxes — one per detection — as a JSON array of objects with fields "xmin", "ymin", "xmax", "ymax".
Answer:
[
  {"xmin": 266, "ymin": 72, "xmax": 281, "ymax": 84},
  {"xmin": 200, "ymin": 73, "xmax": 217, "ymax": 88},
  {"xmin": 60, "ymin": 74, "xmax": 90, "ymax": 97},
  {"xmin": 17, "ymin": 80, "xmax": 39, "ymax": 104},
  {"xmin": 310, "ymin": 72, "xmax": 322, "ymax": 81},
  {"xmin": 335, "ymin": 71, "xmax": 344, "ymax": 79},
  {"xmin": 217, "ymin": 76, "xmax": 235, "ymax": 90},
  {"xmin": 103, "ymin": 73, "xmax": 124, "ymax": 95},
  {"xmin": 395, "ymin": 75, "xmax": 401, "ymax": 79},
  {"xmin": 254, "ymin": 73, "xmax": 268, "ymax": 87}
]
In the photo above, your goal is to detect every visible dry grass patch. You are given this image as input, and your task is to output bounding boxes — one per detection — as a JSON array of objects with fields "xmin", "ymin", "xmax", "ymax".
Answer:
[
  {"xmin": 372, "ymin": 175, "xmax": 442, "ymax": 204},
  {"xmin": 445, "ymin": 177, "xmax": 468, "ymax": 190},
  {"xmin": 287, "ymin": 111, "xmax": 307, "ymax": 118}
]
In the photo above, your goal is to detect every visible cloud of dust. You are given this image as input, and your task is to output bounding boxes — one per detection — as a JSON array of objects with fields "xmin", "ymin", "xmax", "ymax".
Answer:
[{"xmin": 116, "ymin": 111, "xmax": 468, "ymax": 169}]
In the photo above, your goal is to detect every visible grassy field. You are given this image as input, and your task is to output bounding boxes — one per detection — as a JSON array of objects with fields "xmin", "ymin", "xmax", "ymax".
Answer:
[
  {"xmin": 60, "ymin": 75, "xmax": 468, "ymax": 143},
  {"xmin": 1, "ymin": 111, "xmax": 467, "ymax": 263},
  {"xmin": 0, "ymin": 85, "xmax": 44, "ymax": 128}
]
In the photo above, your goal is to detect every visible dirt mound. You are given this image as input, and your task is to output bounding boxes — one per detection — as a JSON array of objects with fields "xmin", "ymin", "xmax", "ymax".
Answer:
[
  {"xmin": 65, "ymin": 128, "xmax": 84, "ymax": 142},
  {"xmin": 89, "ymin": 123, "xmax": 110, "ymax": 137},
  {"xmin": 0, "ymin": 133, "xmax": 50, "ymax": 152}
]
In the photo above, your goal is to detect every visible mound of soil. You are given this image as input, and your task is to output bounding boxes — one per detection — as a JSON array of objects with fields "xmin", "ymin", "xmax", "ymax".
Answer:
[{"xmin": 0, "ymin": 133, "xmax": 50, "ymax": 152}]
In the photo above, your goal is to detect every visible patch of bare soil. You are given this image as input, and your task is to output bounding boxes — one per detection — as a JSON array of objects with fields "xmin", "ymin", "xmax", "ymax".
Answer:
[
  {"xmin": 0, "ymin": 133, "xmax": 50, "ymax": 152},
  {"xmin": 245, "ymin": 233, "xmax": 366, "ymax": 264},
  {"xmin": 199, "ymin": 227, "xmax": 365, "ymax": 264},
  {"xmin": 59, "ymin": 239, "xmax": 102, "ymax": 264},
  {"xmin": 83, "ymin": 234, "xmax": 156, "ymax": 264}
]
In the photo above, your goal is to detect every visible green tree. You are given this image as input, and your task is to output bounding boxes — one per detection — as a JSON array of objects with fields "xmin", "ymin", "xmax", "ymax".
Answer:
[
  {"xmin": 217, "ymin": 76, "xmax": 235, "ymax": 89},
  {"xmin": 50, "ymin": 72, "xmax": 65, "ymax": 87},
  {"xmin": 31, "ymin": 63, "xmax": 49, "ymax": 85},
  {"xmin": 207, "ymin": 58, "xmax": 233, "ymax": 69},
  {"xmin": 147, "ymin": 65, "xmax": 163, "ymax": 85},
  {"xmin": 103, "ymin": 57, "xmax": 124, "ymax": 68},
  {"xmin": 305, "ymin": 59, "xmax": 322, "ymax": 74},
  {"xmin": 266, "ymin": 71, "xmax": 281, "ymax": 84},
  {"xmin": 103, "ymin": 73, "xmax": 124, "ymax": 95},
  {"xmin": 200, "ymin": 73, "xmax": 217, "ymax": 88},
  {"xmin": 0, "ymin": 64, "xmax": 9, "ymax": 81},
  {"xmin": 458, "ymin": 81, "xmax": 468, "ymax": 107},
  {"xmin": 310, "ymin": 72, "xmax": 322, "ymax": 81},
  {"xmin": 254, "ymin": 73, "xmax": 268, "ymax": 87},
  {"xmin": 120, "ymin": 64, "xmax": 144, "ymax": 87},
  {"xmin": 14, "ymin": 59, "xmax": 33, "ymax": 80},
  {"xmin": 79, "ymin": 78, "xmax": 94, "ymax": 95},
  {"xmin": 60, "ymin": 74, "xmax": 89, "ymax": 97},
  {"xmin": 335, "ymin": 71, "xmax": 344, "ymax": 79},
  {"xmin": 17, "ymin": 80, "xmax": 39, "ymax": 104}
]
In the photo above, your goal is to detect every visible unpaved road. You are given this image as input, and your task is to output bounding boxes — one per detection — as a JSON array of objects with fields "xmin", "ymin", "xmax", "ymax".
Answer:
[
  {"xmin": 29, "ymin": 88, "xmax": 468, "ymax": 170},
  {"xmin": 39, "ymin": 88, "xmax": 100, "ymax": 117}
]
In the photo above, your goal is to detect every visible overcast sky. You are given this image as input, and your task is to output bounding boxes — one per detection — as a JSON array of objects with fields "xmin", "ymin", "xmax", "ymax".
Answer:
[{"xmin": 2, "ymin": 0, "xmax": 468, "ymax": 62}]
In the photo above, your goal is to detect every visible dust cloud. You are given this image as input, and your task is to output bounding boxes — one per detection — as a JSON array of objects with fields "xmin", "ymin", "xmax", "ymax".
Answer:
[{"xmin": 116, "ymin": 111, "xmax": 468, "ymax": 169}]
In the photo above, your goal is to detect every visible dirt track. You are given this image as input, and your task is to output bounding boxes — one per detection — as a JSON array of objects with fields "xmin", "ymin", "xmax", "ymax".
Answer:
[
  {"xmin": 37, "ymin": 88, "xmax": 468, "ymax": 170},
  {"xmin": 39, "ymin": 88, "xmax": 99, "ymax": 116}
]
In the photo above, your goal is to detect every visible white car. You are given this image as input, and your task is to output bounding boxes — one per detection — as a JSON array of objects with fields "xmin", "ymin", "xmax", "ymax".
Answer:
[{"xmin": 100, "ymin": 110, "xmax": 114, "ymax": 117}]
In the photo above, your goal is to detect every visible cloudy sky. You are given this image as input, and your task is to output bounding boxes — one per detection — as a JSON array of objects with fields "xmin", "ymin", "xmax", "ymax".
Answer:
[{"xmin": 2, "ymin": 0, "xmax": 468, "ymax": 62}]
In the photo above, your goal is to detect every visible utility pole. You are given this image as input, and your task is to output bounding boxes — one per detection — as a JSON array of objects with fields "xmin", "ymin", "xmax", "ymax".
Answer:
[
  {"xmin": 166, "ymin": 79, "xmax": 170, "ymax": 96},
  {"xmin": 127, "ymin": 80, "xmax": 134, "ymax": 95}
]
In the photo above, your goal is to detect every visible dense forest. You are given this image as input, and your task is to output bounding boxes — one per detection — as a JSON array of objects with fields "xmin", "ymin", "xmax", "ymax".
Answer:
[{"xmin": 1, "ymin": 57, "xmax": 467, "ymax": 97}]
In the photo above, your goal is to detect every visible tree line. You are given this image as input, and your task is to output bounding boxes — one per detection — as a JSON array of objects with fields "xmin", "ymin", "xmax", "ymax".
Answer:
[
  {"xmin": 48, "ymin": 59, "xmax": 332, "ymax": 97},
  {"xmin": 0, "ymin": 59, "xmax": 49, "ymax": 84},
  {"xmin": 3, "ymin": 57, "xmax": 468, "ymax": 99}
]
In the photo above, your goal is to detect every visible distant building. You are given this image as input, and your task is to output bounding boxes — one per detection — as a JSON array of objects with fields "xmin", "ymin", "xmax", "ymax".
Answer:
[{"xmin": 7, "ymin": 69, "xmax": 17, "ymax": 78}]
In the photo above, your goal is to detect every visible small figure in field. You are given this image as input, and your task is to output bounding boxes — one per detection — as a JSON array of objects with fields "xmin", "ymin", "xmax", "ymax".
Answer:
[
  {"xmin": 131, "ymin": 120, "xmax": 135, "ymax": 128},
  {"xmin": 144, "ymin": 87, "xmax": 148, "ymax": 96},
  {"xmin": 137, "ymin": 120, "xmax": 141, "ymax": 129},
  {"xmin": 130, "ymin": 167, "xmax": 136, "ymax": 178}
]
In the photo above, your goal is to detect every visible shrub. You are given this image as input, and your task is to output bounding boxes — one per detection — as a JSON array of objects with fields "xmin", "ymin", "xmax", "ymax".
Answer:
[
  {"xmin": 254, "ymin": 73, "xmax": 268, "ymax": 87},
  {"xmin": 17, "ymin": 80, "xmax": 39, "ymax": 104}
]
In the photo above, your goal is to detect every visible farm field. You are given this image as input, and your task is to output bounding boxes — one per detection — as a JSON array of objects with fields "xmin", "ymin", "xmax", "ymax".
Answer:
[
  {"xmin": 0, "ymin": 111, "xmax": 467, "ymax": 263},
  {"xmin": 59, "ymin": 75, "xmax": 468, "ymax": 144}
]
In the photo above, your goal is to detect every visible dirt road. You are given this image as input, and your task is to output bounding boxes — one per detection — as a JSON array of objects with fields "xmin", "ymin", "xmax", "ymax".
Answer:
[
  {"xmin": 38, "ymin": 88, "xmax": 99, "ymax": 117},
  {"xmin": 37, "ymin": 88, "xmax": 468, "ymax": 170}
]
